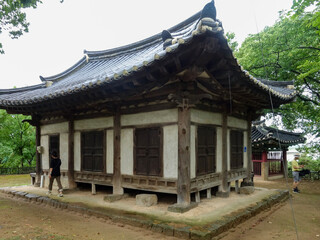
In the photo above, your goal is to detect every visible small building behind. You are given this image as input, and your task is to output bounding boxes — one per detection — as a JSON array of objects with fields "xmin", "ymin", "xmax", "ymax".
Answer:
[{"xmin": 252, "ymin": 121, "xmax": 305, "ymax": 180}]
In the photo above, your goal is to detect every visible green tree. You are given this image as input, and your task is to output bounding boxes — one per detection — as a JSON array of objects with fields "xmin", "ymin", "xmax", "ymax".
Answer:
[
  {"xmin": 226, "ymin": 31, "xmax": 238, "ymax": 52},
  {"xmin": 235, "ymin": 11, "xmax": 320, "ymax": 153},
  {"xmin": 292, "ymin": 0, "xmax": 320, "ymax": 34},
  {"xmin": 0, "ymin": 0, "xmax": 41, "ymax": 54},
  {"xmin": 0, "ymin": 110, "xmax": 35, "ymax": 168}
]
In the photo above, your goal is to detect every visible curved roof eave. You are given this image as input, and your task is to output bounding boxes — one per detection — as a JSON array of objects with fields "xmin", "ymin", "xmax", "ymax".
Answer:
[
  {"xmin": 40, "ymin": 56, "xmax": 87, "ymax": 82},
  {"xmin": 0, "ymin": 83, "xmax": 46, "ymax": 95}
]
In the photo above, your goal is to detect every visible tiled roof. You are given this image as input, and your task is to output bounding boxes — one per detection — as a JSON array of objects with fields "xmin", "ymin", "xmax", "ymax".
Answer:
[
  {"xmin": 252, "ymin": 121, "xmax": 305, "ymax": 147},
  {"xmin": 0, "ymin": 1, "xmax": 297, "ymax": 114}
]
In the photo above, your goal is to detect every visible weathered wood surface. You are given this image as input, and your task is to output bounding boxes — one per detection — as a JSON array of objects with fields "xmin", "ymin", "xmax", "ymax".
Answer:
[
  {"xmin": 177, "ymin": 101, "xmax": 191, "ymax": 204},
  {"xmin": 113, "ymin": 110, "xmax": 123, "ymax": 194}
]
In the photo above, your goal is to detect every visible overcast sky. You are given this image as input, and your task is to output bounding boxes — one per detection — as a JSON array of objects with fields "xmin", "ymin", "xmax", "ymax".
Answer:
[{"xmin": 0, "ymin": 0, "xmax": 293, "ymax": 89}]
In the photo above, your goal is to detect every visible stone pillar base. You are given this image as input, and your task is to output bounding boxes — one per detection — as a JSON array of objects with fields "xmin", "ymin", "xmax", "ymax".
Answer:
[
  {"xmin": 239, "ymin": 186, "xmax": 255, "ymax": 195},
  {"xmin": 168, "ymin": 202, "xmax": 198, "ymax": 213},
  {"xmin": 216, "ymin": 191, "xmax": 229, "ymax": 198},
  {"xmin": 241, "ymin": 180, "xmax": 254, "ymax": 187}
]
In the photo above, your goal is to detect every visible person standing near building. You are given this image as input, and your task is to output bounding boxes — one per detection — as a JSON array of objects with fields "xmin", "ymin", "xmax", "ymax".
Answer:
[
  {"xmin": 47, "ymin": 150, "xmax": 63, "ymax": 197},
  {"xmin": 292, "ymin": 154, "xmax": 304, "ymax": 193}
]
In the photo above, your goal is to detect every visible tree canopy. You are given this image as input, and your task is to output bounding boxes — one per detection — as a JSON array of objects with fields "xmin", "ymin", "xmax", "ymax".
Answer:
[
  {"xmin": 0, "ymin": 110, "xmax": 36, "ymax": 168},
  {"xmin": 0, "ymin": 0, "xmax": 41, "ymax": 54},
  {"xmin": 235, "ymin": 3, "xmax": 320, "ymax": 154}
]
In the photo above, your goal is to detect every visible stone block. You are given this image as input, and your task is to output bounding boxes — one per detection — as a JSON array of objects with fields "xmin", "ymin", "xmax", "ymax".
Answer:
[
  {"xmin": 15, "ymin": 191, "xmax": 28, "ymax": 198},
  {"xmin": 160, "ymin": 224, "xmax": 174, "ymax": 236},
  {"xmin": 167, "ymin": 202, "xmax": 198, "ymax": 213},
  {"xmin": 174, "ymin": 226, "xmax": 191, "ymax": 239},
  {"xmin": 151, "ymin": 224, "xmax": 163, "ymax": 233},
  {"xmin": 25, "ymin": 193, "xmax": 40, "ymax": 201},
  {"xmin": 190, "ymin": 230, "xmax": 212, "ymax": 240},
  {"xmin": 239, "ymin": 186, "xmax": 255, "ymax": 195},
  {"xmin": 136, "ymin": 194, "xmax": 158, "ymax": 207}
]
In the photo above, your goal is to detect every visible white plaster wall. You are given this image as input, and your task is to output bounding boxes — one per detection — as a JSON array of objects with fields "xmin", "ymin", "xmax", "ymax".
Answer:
[
  {"xmin": 41, "ymin": 122, "xmax": 69, "ymax": 135},
  {"xmin": 227, "ymin": 117, "xmax": 247, "ymax": 130},
  {"xmin": 74, "ymin": 132, "xmax": 81, "ymax": 171},
  {"xmin": 40, "ymin": 135, "xmax": 49, "ymax": 169},
  {"xmin": 163, "ymin": 125, "xmax": 178, "ymax": 179},
  {"xmin": 243, "ymin": 131, "xmax": 248, "ymax": 168},
  {"xmin": 191, "ymin": 109, "xmax": 222, "ymax": 125},
  {"xmin": 121, "ymin": 109, "xmax": 178, "ymax": 126},
  {"xmin": 107, "ymin": 130, "xmax": 114, "ymax": 174},
  {"xmin": 74, "ymin": 117, "xmax": 113, "ymax": 131},
  {"xmin": 227, "ymin": 129, "xmax": 230, "ymax": 171},
  {"xmin": 216, "ymin": 127, "xmax": 223, "ymax": 173},
  {"xmin": 60, "ymin": 133, "xmax": 69, "ymax": 170},
  {"xmin": 190, "ymin": 125, "xmax": 196, "ymax": 179},
  {"xmin": 121, "ymin": 128, "xmax": 134, "ymax": 175}
]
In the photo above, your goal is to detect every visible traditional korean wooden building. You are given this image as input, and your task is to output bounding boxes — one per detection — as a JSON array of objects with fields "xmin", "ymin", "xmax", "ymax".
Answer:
[
  {"xmin": 0, "ymin": 2, "xmax": 297, "ymax": 207},
  {"xmin": 252, "ymin": 120, "xmax": 305, "ymax": 180}
]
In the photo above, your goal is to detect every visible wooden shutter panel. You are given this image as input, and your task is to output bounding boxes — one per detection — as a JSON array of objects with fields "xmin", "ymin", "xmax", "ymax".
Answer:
[
  {"xmin": 93, "ymin": 131, "xmax": 103, "ymax": 172},
  {"xmin": 206, "ymin": 128, "xmax": 216, "ymax": 173},
  {"xmin": 82, "ymin": 131, "xmax": 104, "ymax": 172},
  {"xmin": 135, "ymin": 128, "xmax": 149, "ymax": 175},
  {"xmin": 197, "ymin": 127, "xmax": 207, "ymax": 175},
  {"xmin": 148, "ymin": 128, "xmax": 161, "ymax": 176},
  {"xmin": 135, "ymin": 127, "xmax": 161, "ymax": 176},
  {"xmin": 230, "ymin": 130, "xmax": 243, "ymax": 169},
  {"xmin": 197, "ymin": 126, "xmax": 216, "ymax": 175}
]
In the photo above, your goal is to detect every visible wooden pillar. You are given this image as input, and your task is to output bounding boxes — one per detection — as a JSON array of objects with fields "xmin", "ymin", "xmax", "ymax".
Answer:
[
  {"xmin": 68, "ymin": 119, "xmax": 77, "ymax": 188},
  {"xmin": 241, "ymin": 112, "xmax": 254, "ymax": 186},
  {"xmin": 262, "ymin": 151, "xmax": 268, "ymax": 162},
  {"xmin": 177, "ymin": 100, "xmax": 191, "ymax": 205},
  {"xmin": 35, "ymin": 123, "xmax": 41, "ymax": 187},
  {"xmin": 113, "ymin": 110, "xmax": 123, "ymax": 195},
  {"xmin": 282, "ymin": 149, "xmax": 288, "ymax": 178},
  {"xmin": 261, "ymin": 151, "xmax": 269, "ymax": 181},
  {"xmin": 217, "ymin": 107, "xmax": 229, "ymax": 197}
]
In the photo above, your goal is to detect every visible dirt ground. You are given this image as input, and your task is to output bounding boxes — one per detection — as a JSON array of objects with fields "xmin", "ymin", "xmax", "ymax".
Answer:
[
  {"xmin": 0, "ymin": 178, "xmax": 319, "ymax": 240},
  {"xmin": 0, "ymin": 193, "xmax": 179, "ymax": 240},
  {"xmin": 218, "ymin": 178, "xmax": 320, "ymax": 240}
]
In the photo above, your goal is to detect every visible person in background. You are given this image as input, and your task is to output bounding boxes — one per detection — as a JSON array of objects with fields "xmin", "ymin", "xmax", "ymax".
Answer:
[
  {"xmin": 292, "ymin": 154, "xmax": 304, "ymax": 193},
  {"xmin": 47, "ymin": 150, "xmax": 63, "ymax": 197}
]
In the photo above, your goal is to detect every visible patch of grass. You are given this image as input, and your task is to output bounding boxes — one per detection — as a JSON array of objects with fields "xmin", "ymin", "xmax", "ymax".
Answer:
[{"xmin": 0, "ymin": 174, "xmax": 30, "ymax": 187}]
